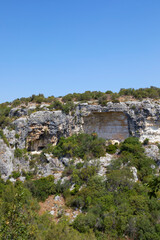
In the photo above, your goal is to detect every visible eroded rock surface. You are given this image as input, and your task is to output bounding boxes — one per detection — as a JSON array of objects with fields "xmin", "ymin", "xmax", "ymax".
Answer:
[
  {"xmin": 144, "ymin": 145, "xmax": 160, "ymax": 162},
  {"xmin": 0, "ymin": 99, "xmax": 160, "ymax": 179},
  {"xmin": 0, "ymin": 139, "xmax": 14, "ymax": 179}
]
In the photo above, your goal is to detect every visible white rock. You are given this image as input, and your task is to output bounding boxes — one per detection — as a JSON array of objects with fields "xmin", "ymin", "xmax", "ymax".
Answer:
[
  {"xmin": 70, "ymin": 184, "xmax": 75, "ymax": 191},
  {"xmin": 19, "ymin": 176, "xmax": 26, "ymax": 182},
  {"xmin": 50, "ymin": 210, "xmax": 55, "ymax": 215},
  {"xmin": 55, "ymin": 195, "xmax": 60, "ymax": 201},
  {"xmin": 65, "ymin": 213, "xmax": 70, "ymax": 216},
  {"xmin": 9, "ymin": 177, "xmax": 16, "ymax": 183},
  {"xmin": 144, "ymin": 145, "xmax": 160, "ymax": 161},
  {"xmin": 130, "ymin": 167, "xmax": 138, "ymax": 182}
]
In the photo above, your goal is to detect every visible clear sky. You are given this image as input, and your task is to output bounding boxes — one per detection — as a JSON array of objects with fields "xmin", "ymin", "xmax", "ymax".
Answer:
[{"xmin": 0, "ymin": 0, "xmax": 160, "ymax": 103}]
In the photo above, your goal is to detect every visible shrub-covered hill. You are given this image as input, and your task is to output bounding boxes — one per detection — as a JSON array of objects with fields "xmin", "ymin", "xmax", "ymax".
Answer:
[
  {"xmin": 0, "ymin": 87, "xmax": 160, "ymax": 239},
  {"xmin": 1, "ymin": 86, "xmax": 160, "ymax": 109},
  {"xmin": 0, "ymin": 135, "xmax": 160, "ymax": 240}
]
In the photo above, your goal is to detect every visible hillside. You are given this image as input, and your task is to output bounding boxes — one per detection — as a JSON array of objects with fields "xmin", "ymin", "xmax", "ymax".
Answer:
[{"xmin": 0, "ymin": 87, "xmax": 160, "ymax": 239}]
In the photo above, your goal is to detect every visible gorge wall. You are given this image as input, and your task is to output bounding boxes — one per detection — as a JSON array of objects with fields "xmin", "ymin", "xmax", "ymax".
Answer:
[{"xmin": 0, "ymin": 99, "xmax": 160, "ymax": 179}]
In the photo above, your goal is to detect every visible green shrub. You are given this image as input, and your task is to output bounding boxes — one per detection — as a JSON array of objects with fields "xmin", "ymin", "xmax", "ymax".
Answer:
[
  {"xmin": 0, "ymin": 130, "xmax": 9, "ymax": 147},
  {"xmin": 112, "ymin": 99, "xmax": 120, "ymax": 103},
  {"xmin": 120, "ymin": 137, "xmax": 143, "ymax": 156},
  {"xmin": 25, "ymin": 175, "xmax": 55, "ymax": 201},
  {"xmin": 31, "ymin": 94, "xmax": 45, "ymax": 103},
  {"xmin": 143, "ymin": 138, "xmax": 149, "ymax": 145},
  {"xmin": 52, "ymin": 133, "xmax": 106, "ymax": 160},
  {"xmin": 119, "ymin": 86, "xmax": 160, "ymax": 99},
  {"xmin": 80, "ymin": 166, "xmax": 97, "ymax": 182},
  {"xmin": 73, "ymin": 213, "xmax": 96, "ymax": 233},
  {"xmin": 62, "ymin": 94, "xmax": 74, "ymax": 102},
  {"xmin": 106, "ymin": 144, "xmax": 118, "ymax": 154},
  {"xmin": 12, "ymin": 99, "xmax": 21, "ymax": 107},
  {"xmin": 11, "ymin": 171, "xmax": 21, "ymax": 179},
  {"xmin": 0, "ymin": 103, "xmax": 11, "ymax": 128},
  {"xmin": 21, "ymin": 170, "xmax": 34, "ymax": 180},
  {"xmin": 0, "ymin": 182, "xmax": 39, "ymax": 239},
  {"xmin": 105, "ymin": 90, "xmax": 113, "ymax": 94},
  {"xmin": 46, "ymin": 95, "xmax": 55, "ymax": 102},
  {"xmin": 42, "ymin": 143, "xmax": 55, "ymax": 154},
  {"xmin": 15, "ymin": 133, "xmax": 20, "ymax": 139},
  {"xmin": 76, "ymin": 162, "xmax": 84, "ymax": 169},
  {"xmin": 98, "ymin": 95, "xmax": 108, "ymax": 106},
  {"xmin": 14, "ymin": 148, "xmax": 27, "ymax": 158},
  {"xmin": 62, "ymin": 101, "xmax": 75, "ymax": 114},
  {"xmin": 131, "ymin": 105, "xmax": 136, "ymax": 110},
  {"xmin": 114, "ymin": 137, "xmax": 156, "ymax": 181}
]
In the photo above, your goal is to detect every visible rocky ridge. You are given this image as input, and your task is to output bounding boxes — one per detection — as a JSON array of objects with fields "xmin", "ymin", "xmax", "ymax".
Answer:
[{"xmin": 0, "ymin": 99, "xmax": 160, "ymax": 179}]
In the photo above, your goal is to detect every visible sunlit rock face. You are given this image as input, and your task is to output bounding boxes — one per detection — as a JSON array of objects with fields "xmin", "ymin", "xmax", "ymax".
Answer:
[
  {"xmin": 83, "ymin": 112, "xmax": 129, "ymax": 141},
  {"xmin": 140, "ymin": 118, "xmax": 160, "ymax": 143},
  {"xmin": 78, "ymin": 100, "xmax": 160, "ymax": 143},
  {"xmin": 1, "ymin": 99, "xmax": 160, "ymax": 179},
  {"xmin": 0, "ymin": 139, "xmax": 14, "ymax": 179}
]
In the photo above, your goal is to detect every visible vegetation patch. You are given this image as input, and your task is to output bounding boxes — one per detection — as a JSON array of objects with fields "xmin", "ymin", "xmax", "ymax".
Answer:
[
  {"xmin": 0, "ymin": 130, "xmax": 9, "ymax": 147},
  {"xmin": 52, "ymin": 133, "xmax": 106, "ymax": 160},
  {"xmin": 14, "ymin": 148, "xmax": 27, "ymax": 158}
]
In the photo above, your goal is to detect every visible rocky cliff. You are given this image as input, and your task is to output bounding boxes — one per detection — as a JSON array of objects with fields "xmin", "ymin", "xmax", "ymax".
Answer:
[{"xmin": 0, "ymin": 99, "xmax": 160, "ymax": 179}]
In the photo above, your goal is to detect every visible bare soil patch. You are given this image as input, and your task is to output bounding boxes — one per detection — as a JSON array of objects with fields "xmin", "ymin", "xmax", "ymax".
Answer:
[{"xmin": 39, "ymin": 195, "xmax": 81, "ymax": 222}]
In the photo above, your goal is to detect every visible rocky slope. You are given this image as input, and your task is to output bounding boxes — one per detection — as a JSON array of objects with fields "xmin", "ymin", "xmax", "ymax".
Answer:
[{"xmin": 0, "ymin": 99, "xmax": 160, "ymax": 179}]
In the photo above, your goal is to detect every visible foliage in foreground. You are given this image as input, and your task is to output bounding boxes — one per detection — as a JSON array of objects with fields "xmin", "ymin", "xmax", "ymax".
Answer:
[{"xmin": 0, "ymin": 137, "xmax": 160, "ymax": 239}]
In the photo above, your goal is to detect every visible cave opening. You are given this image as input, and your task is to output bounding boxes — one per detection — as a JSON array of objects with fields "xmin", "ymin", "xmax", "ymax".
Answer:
[{"xmin": 27, "ymin": 132, "xmax": 51, "ymax": 151}]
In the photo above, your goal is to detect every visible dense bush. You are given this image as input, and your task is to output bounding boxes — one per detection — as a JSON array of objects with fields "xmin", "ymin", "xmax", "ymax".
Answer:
[
  {"xmin": 52, "ymin": 133, "xmax": 106, "ymax": 159},
  {"xmin": 53, "ymin": 136, "xmax": 160, "ymax": 239},
  {"xmin": 0, "ymin": 130, "xmax": 9, "ymax": 146},
  {"xmin": 143, "ymin": 138, "xmax": 149, "ymax": 145},
  {"xmin": 61, "ymin": 87, "xmax": 160, "ymax": 106},
  {"xmin": 118, "ymin": 137, "xmax": 155, "ymax": 181},
  {"xmin": 119, "ymin": 86, "xmax": 160, "ymax": 99},
  {"xmin": 37, "ymin": 216, "xmax": 96, "ymax": 240},
  {"xmin": 49, "ymin": 99, "xmax": 63, "ymax": 110},
  {"xmin": 0, "ymin": 179, "xmax": 96, "ymax": 240},
  {"xmin": 4, "ymin": 86, "xmax": 160, "ymax": 112},
  {"xmin": 48, "ymin": 100, "xmax": 75, "ymax": 114},
  {"xmin": 62, "ymin": 101, "xmax": 75, "ymax": 114},
  {"xmin": 148, "ymin": 176, "xmax": 160, "ymax": 198},
  {"xmin": 24, "ymin": 175, "xmax": 56, "ymax": 201},
  {"xmin": 0, "ymin": 182, "xmax": 39, "ymax": 240},
  {"xmin": 61, "ymin": 87, "xmax": 160, "ymax": 104},
  {"xmin": 106, "ymin": 143, "xmax": 118, "ymax": 154},
  {"xmin": 11, "ymin": 171, "xmax": 21, "ymax": 179},
  {"xmin": 98, "ymin": 95, "xmax": 108, "ymax": 106},
  {"xmin": 0, "ymin": 130, "xmax": 160, "ymax": 239},
  {"xmin": 0, "ymin": 103, "xmax": 11, "ymax": 128}
]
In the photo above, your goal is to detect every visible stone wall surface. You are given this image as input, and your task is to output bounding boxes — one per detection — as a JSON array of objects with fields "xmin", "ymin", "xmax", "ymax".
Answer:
[{"xmin": 83, "ymin": 112, "xmax": 129, "ymax": 141}]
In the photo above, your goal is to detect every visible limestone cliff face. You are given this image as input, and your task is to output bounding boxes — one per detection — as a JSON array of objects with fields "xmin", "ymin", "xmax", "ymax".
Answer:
[
  {"xmin": 13, "ymin": 110, "xmax": 81, "ymax": 150},
  {"xmin": 12, "ymin": 99, "xmax": 160, "ymax": 150},
  {"xmin": 77, "ymin": 100, "xmax": 160, "ymax": 143},
  {"xmin": 0, "ymin": 99, "xmax": 160, "ymax": 179}
]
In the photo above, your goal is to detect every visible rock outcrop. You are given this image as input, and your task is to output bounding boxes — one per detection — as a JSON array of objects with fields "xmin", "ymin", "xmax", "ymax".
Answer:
[
  {"xmin": 13, "ymin": 110, "xmax": 80, "ymax": 150},
  {"xmin": 76, "ymin": 100, "xmax": 160, "ymax": 143},
  {"xmin": 0, "ymin": 99, "xmax": 160, "ymax": 179},
  {"xmin": 12, "ymin": 100, "xmax": 160, "ymax": 150},
  {"xmin": 0, "ymin": 139, "xmax": 14, "ymax": 179}
]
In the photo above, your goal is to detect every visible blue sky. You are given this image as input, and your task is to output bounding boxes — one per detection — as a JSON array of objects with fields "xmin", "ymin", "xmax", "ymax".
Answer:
[{"xmin": 0, "ymin": 0, "xmax": 160, "ymax": 103}]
